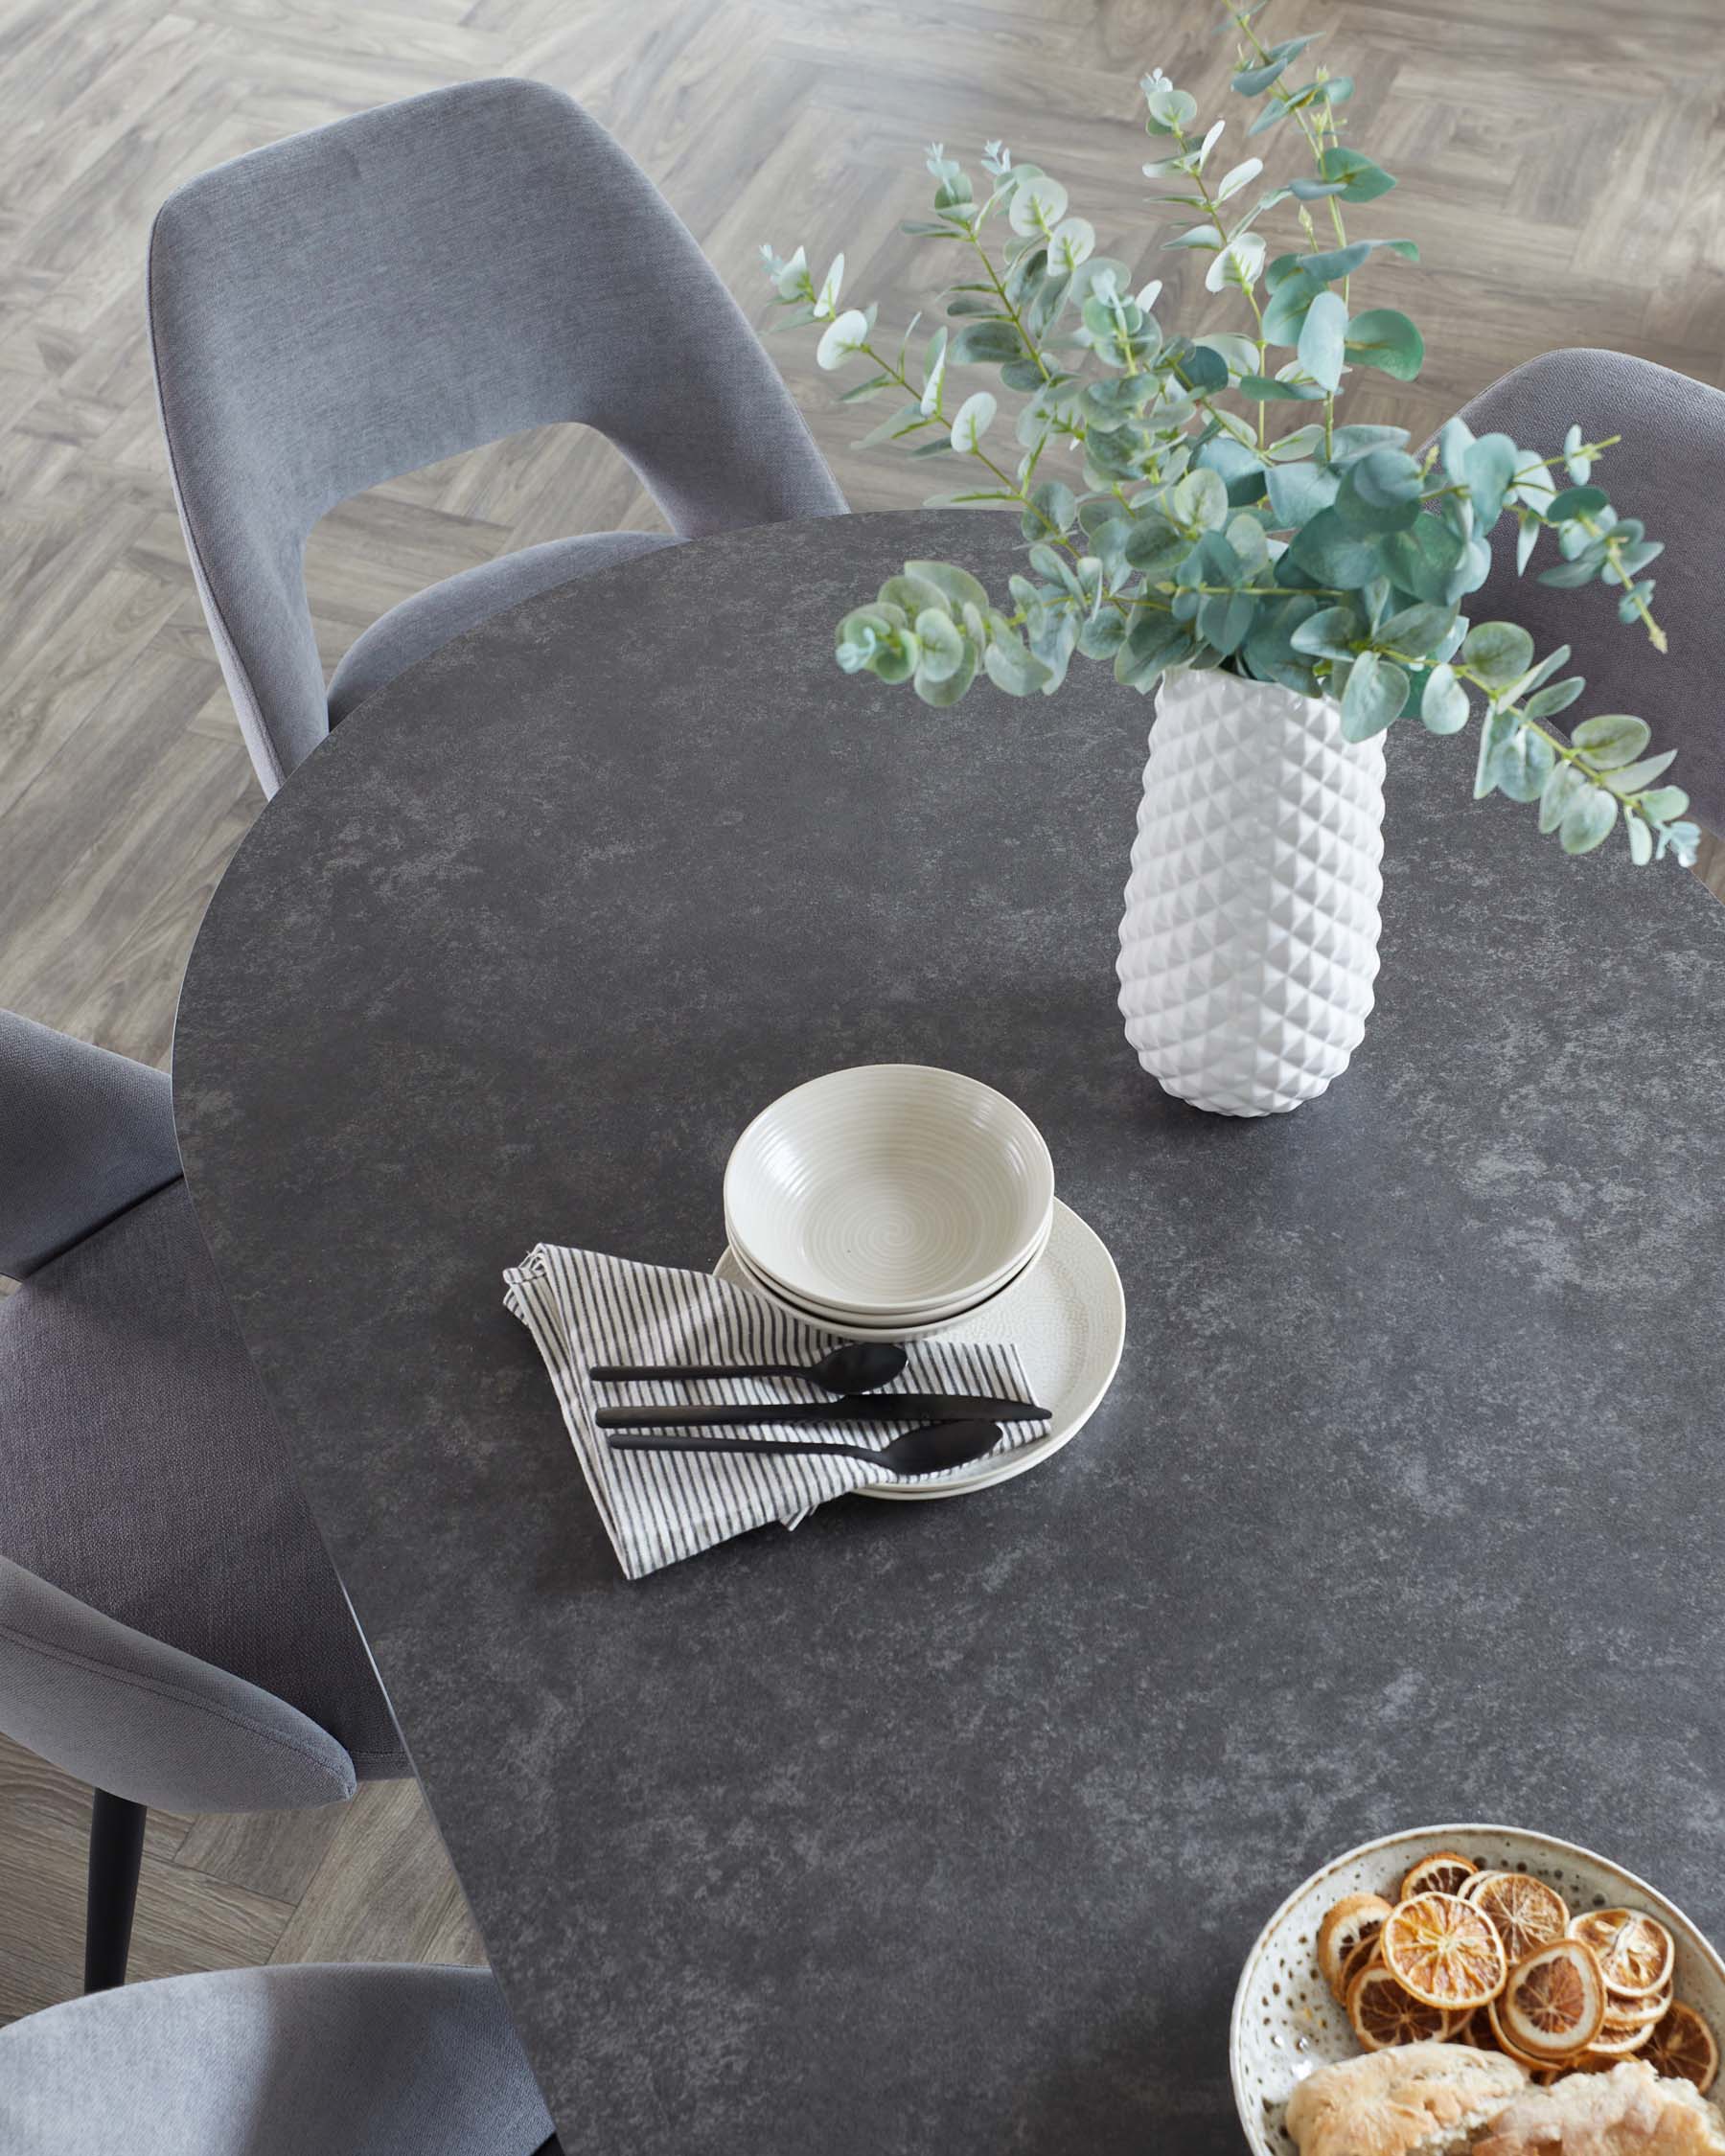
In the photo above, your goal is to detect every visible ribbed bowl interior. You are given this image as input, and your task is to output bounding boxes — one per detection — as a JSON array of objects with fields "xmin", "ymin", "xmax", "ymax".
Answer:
[{"xmin": 724, "ymin": 1065, "xmax": 1054, "ymax": 1317}]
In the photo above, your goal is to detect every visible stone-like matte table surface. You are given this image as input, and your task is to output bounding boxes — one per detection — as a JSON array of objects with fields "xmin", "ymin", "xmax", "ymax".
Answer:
[{"xmin": 173, "ymin": 510, "xmax": 1725, "ymax": 2154}]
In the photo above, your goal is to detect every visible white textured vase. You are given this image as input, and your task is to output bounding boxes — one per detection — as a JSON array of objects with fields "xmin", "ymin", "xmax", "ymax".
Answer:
[{"xmin": 1116, "ymin": 667, "xmax": 1386, "ymax": 1117}]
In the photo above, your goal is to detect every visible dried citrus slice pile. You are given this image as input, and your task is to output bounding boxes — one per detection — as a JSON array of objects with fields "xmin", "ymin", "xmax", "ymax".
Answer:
[{"xmin": 1311, "ymin": 1851, "xmax": 1716, "ymax": 2091}]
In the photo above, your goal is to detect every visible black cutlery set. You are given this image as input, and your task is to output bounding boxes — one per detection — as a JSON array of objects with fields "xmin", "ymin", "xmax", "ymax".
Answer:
[{"xmin": 589, "ymin": 1342, "xmax": 1051, "ymax": 1480}]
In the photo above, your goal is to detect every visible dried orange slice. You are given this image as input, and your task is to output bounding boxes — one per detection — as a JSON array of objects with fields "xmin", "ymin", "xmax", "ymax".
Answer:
[
  {"xmin": 1495, "ymin": 1938, "xmax": 1606, "ymax": 2061},
  {"xmin": 1380, "ymin": 1892, "xmax": 1508, "ymax": 2010},
  {"xmin": 1467, "ymin": 1873, "xmax": 1570, "ymax": 1962},
  {"xmin": 1644, "ymin": 2001, "xmax": 1720, "ymax": 2094},
  {"xmin": 1484, "ymin": 1997, "xmax": 1572, "ymax": 2072},
  {"xmin": 1346, "ymin": 1962, "xmax": 1453, "ymax": 2051},
  {"xmin": 1602, "ymin": 1984, "xmax": 1671, "ymax": 2030},
  {"xmin": 1579, "ymin": 2015, "xmax": 1656, "ymax": 2059},
  {"xmin": 1339, "ymin": 1934, "xmax": 1383, "ymax": 1996},
  {"xmin": 1569, "ymin": 1910, "xmax": 1675, "ymax": 1998},
  {"xmin": 1318, "ymin": 1892, "xmax": 1393, "ymax": 2002},
  {"xmin": 1402, "ymin": 1850, "xmax": 1478, "ymax": 1901}
]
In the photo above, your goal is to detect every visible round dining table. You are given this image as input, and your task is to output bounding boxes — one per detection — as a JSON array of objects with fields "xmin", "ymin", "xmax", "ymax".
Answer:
[{"xmin": 173, "ymin": 508, "xmax": 1725, "ymax": 2155}]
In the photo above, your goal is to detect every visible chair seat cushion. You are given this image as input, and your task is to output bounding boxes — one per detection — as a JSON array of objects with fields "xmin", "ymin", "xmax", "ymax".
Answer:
[
  {"xmin": 0, "ymin": 1963, "xmax": 555, "ymax": 2156},
  {"xmin": 327, "ymin": 528, "xmax": 678, "ymax": 724},
  {"xmin": 0, "ymin": 1183, "xmax": 405, "ymax": 1778}
]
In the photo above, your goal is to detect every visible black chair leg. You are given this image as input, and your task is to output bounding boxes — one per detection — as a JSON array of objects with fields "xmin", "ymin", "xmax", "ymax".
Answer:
[{"xmin": 82, "ymin": 1789, "xmax": 146, "ymax": 1993}]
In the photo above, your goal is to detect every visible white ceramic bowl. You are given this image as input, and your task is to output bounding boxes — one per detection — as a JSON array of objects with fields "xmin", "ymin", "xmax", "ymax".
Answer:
[
  {"xmin": 1231, "ymin": 1823, "xmax": 1725, "ymax": 2156},
  {"xmin": 726, "ymin": 1209, "xmax": 1053, "ymax": 1340},
  {"xmin": 725, "ymin": 1198, "xmax": 1054, "ymax": 1324},
  {"xmin": 724, "ymin": 1066, "xmax": 1054, "ymax": 1320}
]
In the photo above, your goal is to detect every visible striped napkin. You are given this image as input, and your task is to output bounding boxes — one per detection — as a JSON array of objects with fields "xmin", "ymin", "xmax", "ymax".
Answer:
[{"xmin": 503, "ymin": 1243, "xmax": 1039, "ymax": 1578}]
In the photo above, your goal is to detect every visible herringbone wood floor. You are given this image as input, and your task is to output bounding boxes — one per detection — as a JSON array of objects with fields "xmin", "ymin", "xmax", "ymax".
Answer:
[{"xmin": 4, "ymin": 0, "xmax": 1724, "ymax": 2030}]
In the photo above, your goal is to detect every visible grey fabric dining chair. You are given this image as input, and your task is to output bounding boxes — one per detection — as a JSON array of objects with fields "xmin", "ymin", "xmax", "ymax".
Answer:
[
  {"xmin": 148, "ymin": 75, "xmax": 847, "ymax": 797},
  {"xmin": 0, "ymin": 1962, "xmax": 557, "ymax": 2155},
  {"xmin": 0, "ymin": 1010, "xmax": 409, "ymax": 1993},
  {"xmin": 1459, "ymin": 347, "xmax": 1725, "ymax": 839}
]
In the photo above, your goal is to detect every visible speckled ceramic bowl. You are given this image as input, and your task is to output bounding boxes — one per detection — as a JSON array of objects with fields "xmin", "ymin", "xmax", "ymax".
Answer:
[{"xmin": 1231, "ymin": 1824, "xmax": 1725, "ymax": 2156}]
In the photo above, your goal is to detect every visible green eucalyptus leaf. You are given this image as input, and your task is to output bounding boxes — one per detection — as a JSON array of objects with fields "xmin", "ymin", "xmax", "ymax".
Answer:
[
  {"xmin": 1008, "ymin": 173, "xmax": 1070, "ymax": 236},
  {"xmin": 1378, "ymin": 601, "xmax": 1454, "ymax": 656},
  {"xmin": 1559, "ymin": 784, "xmax": 1619, "ymax": 855},
  {"xmin": 1290, "ymin": 605, "xmax": 1363, "ymax": 660},
  {"xmin": 903, "ymin": 559, "xmax": 991, "ymax": 613},
  {"xmin": 914, "ymin": 635, "xmax": 979, "ymax": 706},
  {"xmin": 1420, "ymin": 662, "xmax": 1470, "ymax": 734},
  {"xmin": 1173, "ymin": 341, "xmax": 1230, "ymax": 394},
  {"xmin": 1548, "ymin": 484, "xmax": 1610, "ymax": 521},
  {"xmin": 1539, "ymin": 761, "xmax": 1588, "ymax": 835},
  {"xmin": 1024, "ymin": 479, "xmax": 1079, "ymax": 536},
  {"xmin": 982, "ymin": 629, "xmax": 1053, "ymax": 695},
  {"xmin": 1077, "ymin": 609, "xmax": 1128, "ymax": 658},
  {"xmin": 1493, "ymin": 723, "xmax": 1557, "ymax": 803},
  {"xmin": 1265, "ymin": 460, "xmax": 1340, "ymax": 526},
  {"xmin": 912, "ymin": 608, "xmax": 966, "ymax": 680},
  {"xmin": 1260, "ymin": 266, "xmax": 1324, "ymax": 345},
  {"xmin": 1627, "ymin": 811, "xmax": 1655, "ymax": 865},
  {"xmin": 1297, "ymin": 289, "xmax": 1348, "ymax": 393},
  {"xmin": 1342, "ymin": 308, "xmax": 1424, "ymax": 380},
  {"xmin": 1199, "ymin": 588, "xmax": 1257, "ymax": 654},
  {"xmin": 1121, "ymin": 516, "xmax": 1192, "ymax": 576},
  {"xmin": 1463, "ymin": 433, "xmax": 1519, "ymax": 528},
  {"xmin": 1570, "ymin": 712, "xmax": 1652, "ymax": 768},
  {"xmin": 858, "ymin": 401, "xmax": 928, "ymax": 450},
  {"xmin": 1640, "ymin": 784, "xmax": 1691, "ymax": 821},
  {"xmin": 1319, "ymin": 146, "xmax": 1396, "ymax": 200},
  {"xmin": 1289, "ymin": 508, "xmax": 1384, "ymax": 588},
  {"xmin": 1522, "ymin": 677, "xmax": 1585, "ymax": 722},
  {"xmin": 1163, "ymin": 221, "xmax": 1224, "ymax": 252},
  {"xmin": 1115, "ymin": 610, "xmax": 1191, "ymax": 690},
  {"xmin": 1232, "ymin": 56, "xmax": 1291, "ymax": 94},
  {"xmin": 1603, "ymin": 750, "xmax": 1679, "ymax": 794},
  {"xmin": 1460, "ymin": 620, "xmax": 1535, "ymax": 688},
  {"xmin": 949, "ymin": 390, "xmax": 997, "ymax": 452},
  {"xmin": 1538, "ymin": 554, "xmax": 1607, "ymax": 590},
  {"xmin": 1239, "ymin": 374, "xmax": 1325, "ymax": 401},
  {"xmin": 1325, "ymin": 429, "xmax": 1411, "ymax": 470},
  {"xmin": 816, "ymin": 309, "xmax": 871, "ymax": 370},
  {"xmin": 1170, "ymin": 467, "xmax": 1230, "ymax": 532},
  {"xmin": 879, "ymin": 571, "xmax": 949, "ymax": 617},
  {"xmin": 1217, "ymin": 157, "xmax": 1264, "ymax": 201},
  {"xmin": 1145, "ymin": 85, "xmax": 1199, "ymax": 131},
  {"xmin": 949, "ymin": 321, "xmax": 1024, "ymax": 364},
  {"xmin": 1341, "ymin": 650, "xmax": 1409, "ymax": 740}
]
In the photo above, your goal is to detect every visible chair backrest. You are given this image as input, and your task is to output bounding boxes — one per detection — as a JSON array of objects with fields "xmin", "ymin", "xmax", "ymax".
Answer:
[
  {"xmin": 148, "ymin": 78, "xmax": 845, "ymax": 795},
  {"xmin": 0, "ymin": 1962, "xmax": 556, "ymax": 2156},
  {"xmin": 0, "ymin": 1011, "xmax": 181, "ymax": 1280},
  {"xmin": 1460, "ymin": 348, "xmax": 1725, "ymax": 839}
]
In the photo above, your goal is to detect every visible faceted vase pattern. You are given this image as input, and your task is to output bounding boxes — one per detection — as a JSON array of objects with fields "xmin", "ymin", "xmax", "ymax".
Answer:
[{"xmin": 1116, "ymin": 667, "xmax": 1386, "ymax": 1117}]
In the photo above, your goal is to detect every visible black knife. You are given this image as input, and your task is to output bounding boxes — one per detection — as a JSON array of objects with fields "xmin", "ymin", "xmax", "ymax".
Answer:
[{"xmin": 593, "ymin": 1391, "xmax": 1048, "ymax": 1430}]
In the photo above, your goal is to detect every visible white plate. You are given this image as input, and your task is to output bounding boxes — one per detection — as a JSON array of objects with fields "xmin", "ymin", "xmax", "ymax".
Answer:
[
  {"xmin": 724, "ymin": 1209, "xmax": 1054, "ymax": 1335},
  {"xmin": 714, "ymin": 1197, "xmax": 1124, "ymax": 1500},
  {"xmin": 723, "ymin": 1064, "xmax": 1054, "ymax": 1317},
  {"xmin": 1231, "ymin": 1823, "xmax": 1725, "ymax": 2156}
]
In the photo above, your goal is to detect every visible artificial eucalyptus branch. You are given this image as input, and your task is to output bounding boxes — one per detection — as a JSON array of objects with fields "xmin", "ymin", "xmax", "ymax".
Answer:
[{"xmin": 760, "ymin": 0, "xmax": 1696, "ymax": 869}]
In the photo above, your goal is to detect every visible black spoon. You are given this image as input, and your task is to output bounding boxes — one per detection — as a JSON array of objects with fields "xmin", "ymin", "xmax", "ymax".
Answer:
[
  {"xmin": 589, "ymin": 1342, "xmax": 908, "ymax": 1392},
  {"xmin": 607, "ymin": 1417, "xmax": 1004, "ymax": 1479}
]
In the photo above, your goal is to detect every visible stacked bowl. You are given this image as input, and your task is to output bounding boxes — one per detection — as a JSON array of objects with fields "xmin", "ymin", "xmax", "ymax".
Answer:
[{"xmin": 723, "ymin": 1065, "xmax": 1054, "ymax": 1342}]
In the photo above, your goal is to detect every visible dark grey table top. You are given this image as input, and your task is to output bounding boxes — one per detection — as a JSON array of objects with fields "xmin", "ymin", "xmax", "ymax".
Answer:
[{"xmin": 173, "ymin": 510, "xmax": 1725, "ymax": 2155}]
